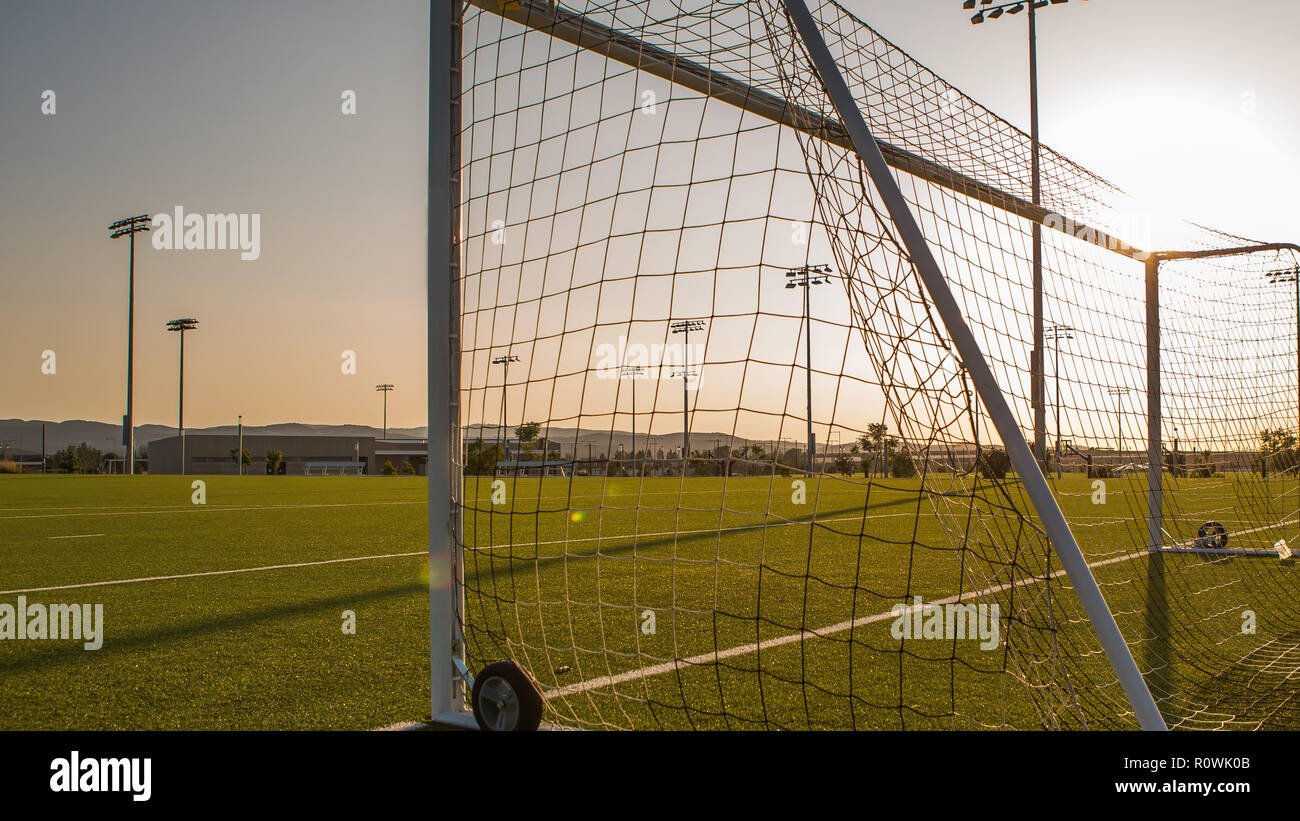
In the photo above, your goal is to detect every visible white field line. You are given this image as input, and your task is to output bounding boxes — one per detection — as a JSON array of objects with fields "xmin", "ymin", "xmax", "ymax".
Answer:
[
  {"xmin": 0, "ymin": 513, "xmax": 893, "ymax": 596},
  {"xmin": 464, "ymin": 512, "xmax": 910, "ymax": 552},
  {"xmin": 545, "ymin": 547, "xmax": 1151, "ymax": 700},
  {"xmin": 47, "ymin": 534, "xmax": 104, "ymax": 540},
  {"xmin": 0, "ymin": 500, "xmax": 424, "ymax": 521},
  {"xmin": 372, "ymin": 720, "xmax": 427, "ymax": 731},
  {"xmin": 0, "ymin": 551, "xmax": 427, "ymax": 596},
  {"xmin": 5, "ymin": 504, "xmax": 1232, "ymax": 597}
]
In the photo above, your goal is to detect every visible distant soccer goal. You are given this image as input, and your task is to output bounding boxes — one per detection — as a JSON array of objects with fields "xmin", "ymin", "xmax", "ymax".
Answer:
[
  {"xmin": 304, "ymin": 461, "xmax": 365, "ymax": 476},
  {"xmin": 428, "ymin": 0, "xmax": 1300, "ymax": 731}
]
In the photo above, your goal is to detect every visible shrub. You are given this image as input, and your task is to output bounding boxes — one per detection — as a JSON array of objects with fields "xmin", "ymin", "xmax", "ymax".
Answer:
[
  {"xmin": 976, "ymin": 448, "xmax": 1011, "ymax": 480},
  {"xmin": 889, "ymin": 451, "xmax": 917, "ymax": 478},
  {"xmin": 381, "ymin": 460, "xmax": 397, "ymax": 475},
  {"xmin": 465, "ymin": 439, "xmax": 502, "ymax": 475},
  {"xmin": 400, "ymin": 460, "xmax": 417, "ymax": 475},
  {"xmin": 1190, "ymin": 450, "xmax": 1216, "ymax": 478}
]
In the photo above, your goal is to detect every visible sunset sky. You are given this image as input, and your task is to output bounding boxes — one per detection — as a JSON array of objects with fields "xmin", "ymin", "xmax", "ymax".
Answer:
[{"xmin": 2, "ymin": 0, "xmax": 1297, "ymax": 435}]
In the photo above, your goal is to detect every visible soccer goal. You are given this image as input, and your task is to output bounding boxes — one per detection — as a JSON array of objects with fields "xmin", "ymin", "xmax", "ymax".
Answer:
[
  {"xmin": 428, "ymin": 0, "xmax": 1300, "ymax": 731},
  {"xmin": 303, "ymin": 462, "xmax": 365, "ymax": 476}
]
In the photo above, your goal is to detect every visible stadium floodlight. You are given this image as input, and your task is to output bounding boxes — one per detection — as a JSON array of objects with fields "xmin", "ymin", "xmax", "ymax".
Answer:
[
  {"xmin": 785, "ymin": 264, "xmax": 834, "ymax": 472},
  {"xmin": 670, "ymin": 320, "xmax": 706, "ymax": 465},
  {"xmin": 1265, "ymin": 265, "xmax": 1300, "ymax": 499},
  {"xmin": 165, "ymin": 318, "xmax": 199, "ymax": 475},
  {"xmin": 375, "ymin": 384, "xmax": 395, "ymax": 438},
  {"xmin": 1045, "ymin": 324, "xmax": 1073, "ymax": 479},
  {"xmin": 670, "ymin": 367, "xmax": 699, "ymax": 460},
  {"xmin": 491, "ymin": 355, "xmax": 520, "ymax": 455},
  {"xmin": 963, "ymin": 0, "xmax": 1088, "ymax": 472},
  {"xmin": 620, "ymin": 365, "xmax": 647, "ymax": 474},
  {"xmin": 108, "ymin": 214, "xmax": 152, "ymax": 475},
  {"xmin": 237, "ymin": 414, "xmax": 243, "ymax": 477},
  {"xmin": 1106, "ymin": 387, "xmax": 1131, "ymax": 458}
]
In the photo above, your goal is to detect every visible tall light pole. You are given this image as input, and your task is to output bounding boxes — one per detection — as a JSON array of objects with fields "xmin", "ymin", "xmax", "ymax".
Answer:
[
  {"xmin": 620, "ymin": 364, "xmax": 646, "ymax": 474},
  {"xmin": 491, "ymin": 354, "xmax": 519, "ymax": 458},
  {"xmin": 109, "ymin": 214, "xmax": 152, "ymax": 475},
  {"xmin": 237, "ymin": 414, "xmax": 243, "ymax": 476},
  {"xmin": 376, "ymin": 384, "xmax": 395, "ymax": 438},
  {"xmin": 1265, "ymin": 266, "xmax": 1300, "ymax": 436},
  {"xmin": 166, "ymin": 318, "xmax": 199, "ymax": 475},
  {"xmin": 1107, "ymin": 387, "xmax": 1130, "ymax": 463},
  {"xmin": 1265, "ymin": 265, "xmax": 1300, "ymax": 514},
  {"xmin": 670, "ymin": 320, "xmax": 705, "ymax": 467},
  {"xmin": 1046, "ymin": 323, "xmax": 1073, "ymax": 479},
  {"xmin": 786, "ymin": 264, "xmax": 833, "ymax": 472},
  {"xmin": 966, "ymin": 0, "xmax": 1088, "ymax": 471}
]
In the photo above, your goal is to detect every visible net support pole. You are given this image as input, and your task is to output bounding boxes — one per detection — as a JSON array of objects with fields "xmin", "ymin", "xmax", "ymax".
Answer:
[
  {"xmin": 430, "ymin": 0, "xmax": 473, "ymax": 728},
  {"xmin": 1143, "ymin": 255, "xmax": 1169, "ymax": 692},
  {"xmin": 1028, "ymin": 0, "xmax": 1046, "ymax": 473},
  {"xmin": 1146, "ymin": 256, "xmax": 1162, "ymax": 552},
  {"xmin": 782, "ymin": 0, "xmax": 1167, "ymax": 731}
]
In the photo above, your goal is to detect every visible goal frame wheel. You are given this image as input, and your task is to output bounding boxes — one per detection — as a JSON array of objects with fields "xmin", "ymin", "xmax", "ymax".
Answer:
[
  {"xmin": 470, "ymin": 660, "xmax": 543, "ymax": 731},
  {"xmin": 1196, "ymin": 521, "xmax": 1229, "ymax": 550}
]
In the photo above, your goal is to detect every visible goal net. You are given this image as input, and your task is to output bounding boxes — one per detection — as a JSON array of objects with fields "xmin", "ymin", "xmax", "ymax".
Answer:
[{"xmin": 448, "ymin": 0, "xmax": 1300, "ymax": 729}]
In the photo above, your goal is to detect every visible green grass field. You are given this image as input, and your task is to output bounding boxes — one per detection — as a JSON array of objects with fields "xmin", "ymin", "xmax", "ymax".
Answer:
[
  {"xmin": 2, "ymin": 471, "xmax": 1297, "ymax": 730},
  {"xmin": 0, "ymin": 475, "xmax": 430, "ymax": 730}
]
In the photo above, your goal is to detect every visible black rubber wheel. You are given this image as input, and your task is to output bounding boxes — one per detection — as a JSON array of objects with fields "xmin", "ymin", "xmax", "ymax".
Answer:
[
  {"xmin": 1196, "ymin": 521, "xmax": 1229, "ymax": 549},
  {"xmin": 471, "ymin": 660, "xmax": 543, "ymax": 731}
]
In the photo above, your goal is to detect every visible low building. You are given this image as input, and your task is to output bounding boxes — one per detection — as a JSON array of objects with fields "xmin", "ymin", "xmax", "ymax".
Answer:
[{"xmin": 147, "ymin": 434, "xmax": 427, "ymax": 475}]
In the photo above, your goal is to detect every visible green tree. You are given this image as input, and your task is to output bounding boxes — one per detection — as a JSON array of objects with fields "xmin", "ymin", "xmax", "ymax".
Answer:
[
  {"xmin": 890, "ymin": 451, "xmax": 917, "ymax": 478},
  {"xmin": 265, "ymin": 449, "xmax": 284, "ymax": 475},
  {"xmin": 1190, "ymin": 449, "xmax": 1216, "ymax": 479},
  {"xmin": 230, "ymin": 448, "xmax": 252, "ymax": 470},
  {"xmin": 858, "ymin": 424, "xmax": 898, "ymax": 476},
  {"xmin": 465, "ymin": 439, "xmax": 502, "ymax": 475},
  {"xmin": 74, "ymin": 442, "xmax": 103, "ymax": 473},
  {"xmin": 54, "ymin": 445, "xmax": 81, "ymax": 474},
  {"xmin": 514, "ymin": 422, "xmax": 542, "ymax": 461},
  {"xmin": 400, "ymin": 459, "xmax": 417, "ymax": 475},
  {"xmin": 976, "ymin": 448, "xmax": 1011, "ymax": 481},
  {"xmin": 381, "ymin": 460, "xmax": 397, "ymax": 475},
  {"xmin": 1260, "ymin": 427, "xmax": 1298, "ymax": 474}
]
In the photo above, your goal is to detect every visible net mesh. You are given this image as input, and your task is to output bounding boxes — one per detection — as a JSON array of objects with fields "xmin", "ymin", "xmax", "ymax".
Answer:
[{"xmin": 454, "ymin": 0, "xmax": 1300, "ymax": 729}]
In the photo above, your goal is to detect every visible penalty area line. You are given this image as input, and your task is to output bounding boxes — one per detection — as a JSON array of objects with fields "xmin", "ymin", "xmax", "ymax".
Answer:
[{"xmin": 544, "ymin": 546, "xmax": 1151, "ymax": 700}]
